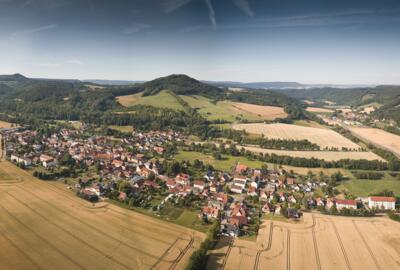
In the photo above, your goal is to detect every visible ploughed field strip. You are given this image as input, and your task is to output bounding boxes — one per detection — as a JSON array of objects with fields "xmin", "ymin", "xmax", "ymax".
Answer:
[
  {"xmin": 233, "ymin": 123, "xmax": 361, "ymax": 150},
  {"xmin": 0, "ymin": 160, "xmax": 204, "ymax": 270},
  {"xmin": 217, "ymin": 213, "xmax": 400, "ymax": 270},
  {"xmin": 349, "ymin": 127, "xmax": 400, "ymax": 158},
  {"xmin": 242, "ymin": 146, "xmax": 384, "ymax": 162}
]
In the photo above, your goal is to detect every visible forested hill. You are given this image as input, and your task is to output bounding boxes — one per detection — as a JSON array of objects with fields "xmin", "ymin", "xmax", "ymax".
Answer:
[
  {"xmin": 126, "ymin": 74, "xmax": 305, "ymax": 117},
  {"xmin": 276, "ymin": 85, "xmax": 400, "ymax": 106},
  {"xmin": 276, "ymin": 85, "xmax": 400, "ymax": 122},
  {"xmin": 0, "ymin": 73, "xmax": 307, "ymax": 133},
  {"xmin": 140, "ymin": 74, "xmax": 225, "ymax": 99}
]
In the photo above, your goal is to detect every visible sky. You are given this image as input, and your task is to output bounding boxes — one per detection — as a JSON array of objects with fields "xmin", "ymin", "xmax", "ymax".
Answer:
[{"xmin": 0, "ymin": 0, "xmax": 400, "ymax": 84}]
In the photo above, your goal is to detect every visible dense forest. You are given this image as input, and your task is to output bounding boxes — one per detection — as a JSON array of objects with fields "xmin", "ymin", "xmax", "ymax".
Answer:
[
  {"xmin": 0, "ymin": 73, "xmax": 307, "ymax": 136},
  {"xmin": 276, "ymin": 85, "xmax": 400, "ymax": 123}
]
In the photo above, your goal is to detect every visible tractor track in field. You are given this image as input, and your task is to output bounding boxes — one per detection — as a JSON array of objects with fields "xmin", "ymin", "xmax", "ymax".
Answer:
[
  {"xmin": 253, "ymin": 221, "xmax": 274, "ymax": 270},
  {"xmin": 5, "ymin": 191, "xmax": 134, "ymax": 270},
  {"xmin": 311, "ymin": 215, "xmax": 322, "ymax": 270},
  {"xmin": 17, "ymin": 185, "xmax": 159, "ymax": 261},
  {"xmin": 0, "ymin": 204, "xmax": 85, "ymax": 270},
  {"xmin": 220, "ymin": 236, "xmax": 235, "ymax": 270},
  {"xmin": 168, "ymin": 237, "xmax": 194, "ymax": 270},
  {"xmin": 331, "ymin": 220, "xmax": 352, "ymax": 270},
  {"xmin": 352, "ymin": 220, "xmax": 381, "ymax": 270},
  {"xmin": 286, "ymin": 229, "xmax": 291, "ymax": 270},
  {"xmin": 27, "ymin": 178, "xmax": 192, "ymax": 237},
  {"xmin": 0, "ymin": 220, "xmax": 44, "ymax": 270}
]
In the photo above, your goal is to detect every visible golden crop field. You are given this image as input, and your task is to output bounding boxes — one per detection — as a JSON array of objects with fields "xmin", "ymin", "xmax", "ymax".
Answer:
[
  {"xmin": 306, "ymin": 107, "xmax": 334, "ymax": 113},
  {"xmin": 243, "ymin": 146, "xmax": 384, "ymax": 161},
  {"xmin": 0, "ymin": 120, "xmax": 16, "ymax": 129},
  {"xmin": 230, "ymin": 102, "xmax": 288, "ymax": 120},
  {"xmin": 233, "ymin": 123, "xmax": 361, "ymax": 150},
  {"xmin": 181, "ymin": 95, "xmax": 287, "ymax": 122},
  {"xmin": 209, "ymin": 213, "xmax": 400, "ymax": 270},
  {"xmin": 349, "ymin": 127, "xmax": 400, "ymax": 158},
  {"xmin": 0, "ymin": 160, "xmax": 204, "ymax": 270}
]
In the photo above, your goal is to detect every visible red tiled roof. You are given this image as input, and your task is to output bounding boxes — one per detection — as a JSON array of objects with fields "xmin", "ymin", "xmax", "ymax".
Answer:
[
  {"xmin": 194, "ymin": 180, "xmax": 205, "ymax": 186},
  {"xmin": 336, "ymin": 199, "xmax": 356, "ymax": 206},
  {"xmin": 370, "ymin": 196, "xmax": 395, "ymax": 202}
]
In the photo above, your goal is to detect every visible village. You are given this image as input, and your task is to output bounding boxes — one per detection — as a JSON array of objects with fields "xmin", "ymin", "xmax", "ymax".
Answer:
[{"xmin": 2, "ymin": 126, "xmax": 397, "ymax": 239}]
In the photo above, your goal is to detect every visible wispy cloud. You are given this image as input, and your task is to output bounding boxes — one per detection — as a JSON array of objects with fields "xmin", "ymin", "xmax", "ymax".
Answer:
[
  {"xmin": 181, "ymin": 8, "xmax": 400, "ymax": 32},
  {"xmin": 163, "ymin": 0, "xmax": 192, "ymax": 13},
  {"xmin": 233, "ymin": 0, "xmax": 254, "ymax": 17},
  {"xmin": 205, "ymin": 0, "xmax": 216, "ymax": 29},
  {"xmin": 12, "ymin": 24, "xmax": 58, "ymax": 36},
  {"xmin": 29, "ymin": 59, "xmax": 84, "ymax": 68},
  {"xmin": 30, "ymin": 62, "xmax": 62, "ymax": 68},
  {"xmin": 163, "ymin": 0, "xmax": 254, "ymax": 29},
  {"xmin": 66, "ymin": 60, "xmax": 84, "ymax": 65},
  {"xmin": 122, "ymin": 23, "xmax": 152, "ymax": 34}
]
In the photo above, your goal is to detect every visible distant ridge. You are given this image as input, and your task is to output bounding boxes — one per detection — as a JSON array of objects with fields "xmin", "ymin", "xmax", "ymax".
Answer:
[
  {"xmin": 0, "ymin": 73, "xmax": 29, "ymax": 82},
  {"xmin": 205, "ymin": 80, "xmax": 375, "ymax": 90},
  {"xmin": 85, "ymin": 79, "xmax": 145, "ymax": 85}
]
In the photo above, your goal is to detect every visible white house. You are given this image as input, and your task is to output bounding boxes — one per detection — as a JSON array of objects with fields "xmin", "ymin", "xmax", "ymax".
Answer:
[
  {"xmin": 230, "ymin": 184, "xmax": 243, "ymax": 194},
  {"xmin": 232, "ymin": 179, "xmax": 247, "ymax": 190},
  {"xmin": 10, "ymin": 155, "xmax": 32, "ymax": 166},
  {"xmin": 193, "ymin": 180, "xmax": 206, "ymax": 191},
  {"xmin": 368, "ymin": 197, "xmax": 395, "ymax": 210},
  {"xmin": 336, "ymin": 199, "xmax": 357, "ymax": 210},
  {"xmin": 40, "ymin": 154, "xmax": 56, "ymax": 168}
]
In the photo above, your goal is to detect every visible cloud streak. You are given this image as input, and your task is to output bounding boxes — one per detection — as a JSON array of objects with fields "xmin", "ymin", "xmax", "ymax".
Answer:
[
  {"xmin": 204, "ymin": 0, "xmax": 216, "ymax": 29},
  {"xmin": 180, "ymin": 8, "xmax": 400, "ymax": 32},
  {"xmin": 66, "ymin": 60, "xmax": 84, "ymax": 65},
  {"xmin": 163, "ymin": 0, "xmax": 253, "ymax": 29},
  {"xmin": 122, "ymin": 23, "xmax": 152, "ymax": 34},
  {"xmin": 163, "ymin": 0, "xmax": 192, "ymax": 13},
  {"xmin": 12, "ymin": 24, "xmax": 58, "ymax": 36},
  {"xmin": 30, "ymin": 62, "xmax": 62, "ymax": 68},
  {"xmin": 233, "ymin": 0, "xmax": 254, "ymax": 17}
]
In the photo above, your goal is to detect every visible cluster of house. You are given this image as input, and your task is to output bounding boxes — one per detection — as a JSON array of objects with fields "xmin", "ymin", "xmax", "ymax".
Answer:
[
  {"xmin": 4, "ymin": 129, "xmax": 181, "ymax": 170},
  {"xmin": 3, "ymin": 128, "xmax": 397, "ymax": 239},
  {"xmin": 306, "ymin": 196, "xmax": 395, "ymax": 211}
]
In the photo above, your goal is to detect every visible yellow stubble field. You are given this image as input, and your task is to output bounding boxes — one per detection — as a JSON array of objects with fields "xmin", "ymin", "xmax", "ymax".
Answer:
[
  {"xmin": 0, "ymin": 160, "xmax": 204, "ymax": 270},
  {"xmin": 349, "ymin": 127, "xmax": 400, "ymax": 158},
  {"xmin": 213, "ymin": 213, "xmax": 400, "ymax": 270},
  {"xmin": 233, "ymin": 123, "xmax": 361, "ymax": 150}
]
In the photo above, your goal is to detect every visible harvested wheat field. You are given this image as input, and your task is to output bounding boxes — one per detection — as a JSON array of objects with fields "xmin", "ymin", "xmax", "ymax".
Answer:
[
  {"xmin": 243, "ymin": 146, "xmax": 384, "ymax": 161},
  {"xmin": 233, "ymin": 123, "xmax": 361, "ymax": 150},
  {"xmin": 230, "ymin": 102, "xmax": 288, "ymax": 120},
  {"xmin": 306, "ymin": 107, "xmax": 334, "ymax": 113},
  {"xmin": 0, "ymin": 160, "xmax": 204, "ymax": 270},
  {"xmin": 0, "ymin": 120, "xmax": 16, "ymax": 129},
  {"xmin": 349, "ymin": 127, "xmax": 400, "ymax": 158},
  {"xmin": 213, "ymin": 213, "xmax": 400, "ymax": 270}
]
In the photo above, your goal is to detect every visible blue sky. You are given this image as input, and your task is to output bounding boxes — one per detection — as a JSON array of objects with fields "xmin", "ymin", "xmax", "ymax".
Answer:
[{"xmin": 1, "ymin": 0, "xmax": 400, "ymax": 84}]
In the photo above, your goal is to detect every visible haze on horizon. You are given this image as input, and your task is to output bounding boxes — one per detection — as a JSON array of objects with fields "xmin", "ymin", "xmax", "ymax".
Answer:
[{"xmin": 1, "ymin": 0, "xmax": 400, "ymax": 85}]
